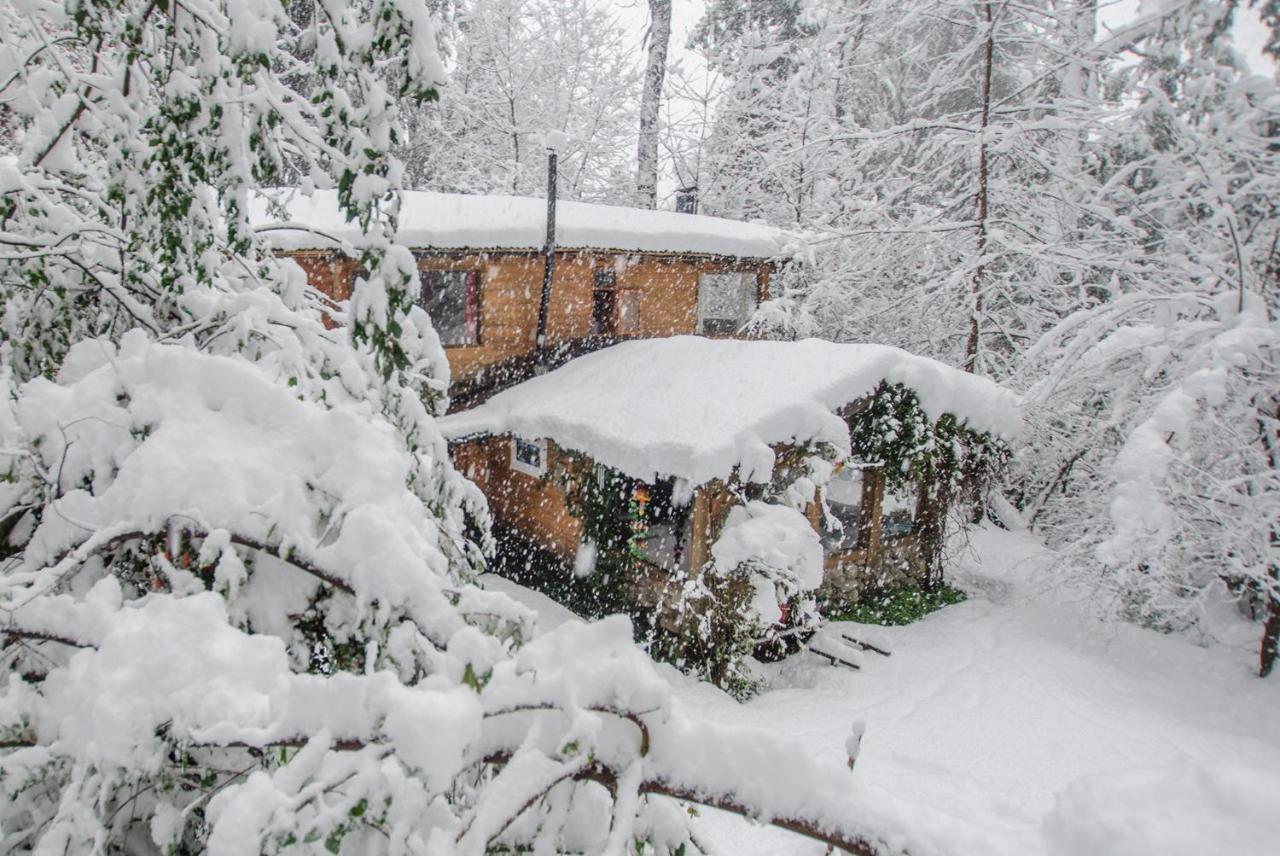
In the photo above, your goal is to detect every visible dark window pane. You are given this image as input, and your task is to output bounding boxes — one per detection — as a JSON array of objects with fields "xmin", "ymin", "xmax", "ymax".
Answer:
[
  {"xmin": 699, "ymin": 317, "xmax": 740, "ymax": 336},
  {"xmin": 592, "ymin": 289, "xmax": 616, "ymax": 336},
  {"xmin": 419, "ymin": 270, "xmax": 479, "ymax": 346},
  {"xmin": 514, "ymin": 438, "xmax": 542, "ymax": 470}
]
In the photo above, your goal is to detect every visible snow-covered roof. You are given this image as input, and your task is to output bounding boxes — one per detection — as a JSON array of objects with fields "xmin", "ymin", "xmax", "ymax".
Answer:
[
  {"xmin": 440, "ymin": 337, "xmax": 1021, "ymax": 485},
  {"xmin": 251, "ymin": 189, "xmax": 796, "ymax": 259}
]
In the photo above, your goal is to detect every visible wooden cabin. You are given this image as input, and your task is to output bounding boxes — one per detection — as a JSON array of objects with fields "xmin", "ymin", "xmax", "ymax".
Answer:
[
  {"xmin": 253, "ymin": 190, "xmax": 795, "ymax": 401},
  {"xmin": 439, "ymin": 337, "xmax": 1021, "ymax": 636}
]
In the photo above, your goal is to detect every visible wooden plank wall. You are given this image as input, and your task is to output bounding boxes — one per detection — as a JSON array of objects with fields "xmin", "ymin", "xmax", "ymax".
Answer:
[
  {"xmin": 284, "ymin": 249, "xmax": 772, "ymax": 382},
  {"xmin": 452, "ymin": 436, "xmax": 584, "ymax": 562}
]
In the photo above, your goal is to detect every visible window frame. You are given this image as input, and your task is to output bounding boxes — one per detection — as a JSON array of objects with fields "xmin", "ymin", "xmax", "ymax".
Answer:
[
  {"xmin": 696, "ymin": 271, "xmax": 758, "ymax": 335},
  {"xmin": 416, "ymin": 265, "xmax": 482, "ymax": 348},
  {"xmin": 510, "ymin": 436, "xmax": 548, "ymax": 478},
  {"xmin": 879, "ymin": 482, "xmax": 919, "ymax": 542},
  {"xmin": 820, "ymin": 464, "xmax": 866, "ymax": 554}
]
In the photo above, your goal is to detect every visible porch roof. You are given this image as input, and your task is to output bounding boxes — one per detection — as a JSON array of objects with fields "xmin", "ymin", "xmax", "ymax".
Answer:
[{"xmin": 439, "ymin": 336, "xmax": 1021, "ymax": 486}]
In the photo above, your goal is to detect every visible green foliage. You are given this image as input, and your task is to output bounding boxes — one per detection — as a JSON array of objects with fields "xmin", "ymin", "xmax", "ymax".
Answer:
[
  {"xmin": 501, "ymin": 451, "xmax": 762, "ymax": 695},
  {"xmin": 550, "ymin": 453, "xmax": 640, "ymax": 619},
  {"xmin": 827, "ymin": 583, "xmax": 966, "ymax": 626},
  {"xmin": 848, "ymin": 382, "xmax": 1005, "ymax": 496},
  {"xmin": 461, "ymin": 662, "xmax": 492, "ymax": 691},
  {"xmin": 848, "ymin": 382, "xmax": 1008, "ymax": 584},
  {"xmin": 637, "ymin": 589, "xmax": 764, "ymax": 701},
  {"xmin": 295, "ymin": 588, "xmax": 370, "ymax": 675}
]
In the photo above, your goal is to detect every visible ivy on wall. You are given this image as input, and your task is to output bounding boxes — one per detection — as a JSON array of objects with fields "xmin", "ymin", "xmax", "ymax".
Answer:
[
  {"xmin": 546, "ymin": 452, "xmax": 767, "ymax": 694},
  {"xmin": 847, "ymin": 381, "xmax": 1009, "ymax": 586}
]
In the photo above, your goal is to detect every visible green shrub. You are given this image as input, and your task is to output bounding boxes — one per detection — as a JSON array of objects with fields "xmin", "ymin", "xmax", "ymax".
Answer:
[{"xmin": 826, "ymin": 583, "xmax": 965, "ymax": 626}]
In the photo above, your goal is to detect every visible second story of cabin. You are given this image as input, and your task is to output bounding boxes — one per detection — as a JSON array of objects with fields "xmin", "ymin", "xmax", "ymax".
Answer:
[{"xmin": 252, "ymin": 189, "xmax": 798, "ymax": 398}]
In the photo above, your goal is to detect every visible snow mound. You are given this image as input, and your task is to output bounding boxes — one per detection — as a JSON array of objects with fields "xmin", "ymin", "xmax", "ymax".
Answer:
[
  {"xmin": 712, "ymin": 501, "xmax": 823, "ymax": 623},
  {"xmin": 251, "ymin": 188, "xmax": 798, "ymax": 259},
  {"xmin": 441, "ymin": 336, "xmax": 1021, "ymax": 484},
  {"xmin": 1043, "ymin": 763, "xmax": 1280, "ymax": 856}
]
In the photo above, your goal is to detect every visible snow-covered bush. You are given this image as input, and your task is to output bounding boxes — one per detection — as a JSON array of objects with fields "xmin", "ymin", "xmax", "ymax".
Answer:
[
  {"xmin": 711, "ymin": 500, "xmax": 824, "ymax": 649},
  {"xmin": 1012, "ymin": 7, "xmax": 1280, "ymax": 671}
]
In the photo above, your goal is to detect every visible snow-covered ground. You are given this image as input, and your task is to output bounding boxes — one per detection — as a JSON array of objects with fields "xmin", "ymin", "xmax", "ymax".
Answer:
[{"xmin": 483, "ymin": 526, "xmax": 1280, "ymax": 855}]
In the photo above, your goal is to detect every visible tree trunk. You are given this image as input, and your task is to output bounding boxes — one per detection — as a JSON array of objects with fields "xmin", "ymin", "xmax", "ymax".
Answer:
[
  {"xmin": 1258, "ymin": 396, "xmax": 1280, "ymax": 677},
  {"xmin": 635, "ymin": 0, "xmax": 671, "ymax": 209},
  {"xmin": 963, "ymin": 1, "xmax": 995, "ymax": 374},
  {"xmin": 1261, "ymin": 563, "xmax": 1280, "ymax": 677},
  {"xmin": 915, "ymin": 479, "xmax": 954, "ymax": 591}
]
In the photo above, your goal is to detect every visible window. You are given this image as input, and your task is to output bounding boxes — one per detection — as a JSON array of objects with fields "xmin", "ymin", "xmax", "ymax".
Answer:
[
  {"xmin": 822, "ymin": 465, "xmax": 864, "ymax": 553},
  {"xmin": 633, "ymin": 478, "xmax": 691, "ymax": 572},
  {"xmin": 880, "ymin": 485, "xmax": 917, "ymax": 541},
  {"xmin": 510, "ymin": 436, "xmax": 547, "ymax": 477},
  {"xmin": 591, "ymin": 268, "xmax": 616, "ymax": 336},
  {"xmin": 697, "ymin": 272, "xmax": 756, "ymax": 335},
  {"xmin": 419, "ymin": 269, "xmax": 480, "ymax": 346}
]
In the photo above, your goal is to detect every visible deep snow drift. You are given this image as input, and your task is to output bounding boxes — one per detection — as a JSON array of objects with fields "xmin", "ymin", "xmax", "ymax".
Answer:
[{"xmin": 485, "ymin": 526, "xmax": 1280, "ymax": 855}]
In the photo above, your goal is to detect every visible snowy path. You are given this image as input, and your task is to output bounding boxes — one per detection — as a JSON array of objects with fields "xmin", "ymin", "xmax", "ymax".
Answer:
[{"xmin": 483, "ymin": 527, "xmax": 1280, "ymax": 855}]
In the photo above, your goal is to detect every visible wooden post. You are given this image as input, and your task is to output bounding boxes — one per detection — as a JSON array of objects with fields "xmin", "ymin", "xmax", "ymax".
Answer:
[
  {"xmin": 859, "ymin": 469, "xmax": 885, "ymax": 566},
  {"xmin": 688, "ymin": 487, "xmax": 710, "ymax": 574},
  {"xmin": 805, "ymin": 498, "xmax": 822, "ymax": 533}
]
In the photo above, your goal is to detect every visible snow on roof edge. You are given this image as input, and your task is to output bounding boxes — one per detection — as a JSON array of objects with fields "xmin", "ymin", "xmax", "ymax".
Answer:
[{"xmin": 251, "ymin": 188, "xmax": 799, "ymax": 260}]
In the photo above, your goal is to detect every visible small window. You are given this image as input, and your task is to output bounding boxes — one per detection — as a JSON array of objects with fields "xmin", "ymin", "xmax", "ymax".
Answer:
[
  {"xmin": 510, "ymin": 436, "xmax": 547, "ymax": 477},
  {"xmin": 822, "ymin": 465, "xmax": 864, "ymax": 553},
  {"xmin": 591, "ymin": 268, "xmax": 617, "ymax": 336},
  {"xmin": 880, "ymin": 485, "xmax": 916, "ymax": 541},
  {"xmin": 697, "ymin": 272, "xmax": 756, "ymax": 335},
  {"xmin": 419, "ymin": 269, "xmax": 481, "ymax": 346}
]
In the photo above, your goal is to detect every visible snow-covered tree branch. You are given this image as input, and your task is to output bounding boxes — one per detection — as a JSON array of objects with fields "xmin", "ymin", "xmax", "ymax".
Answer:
[{"xmin": 0, "ymin": 1, "xmax": 900, "ymax": 852}]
